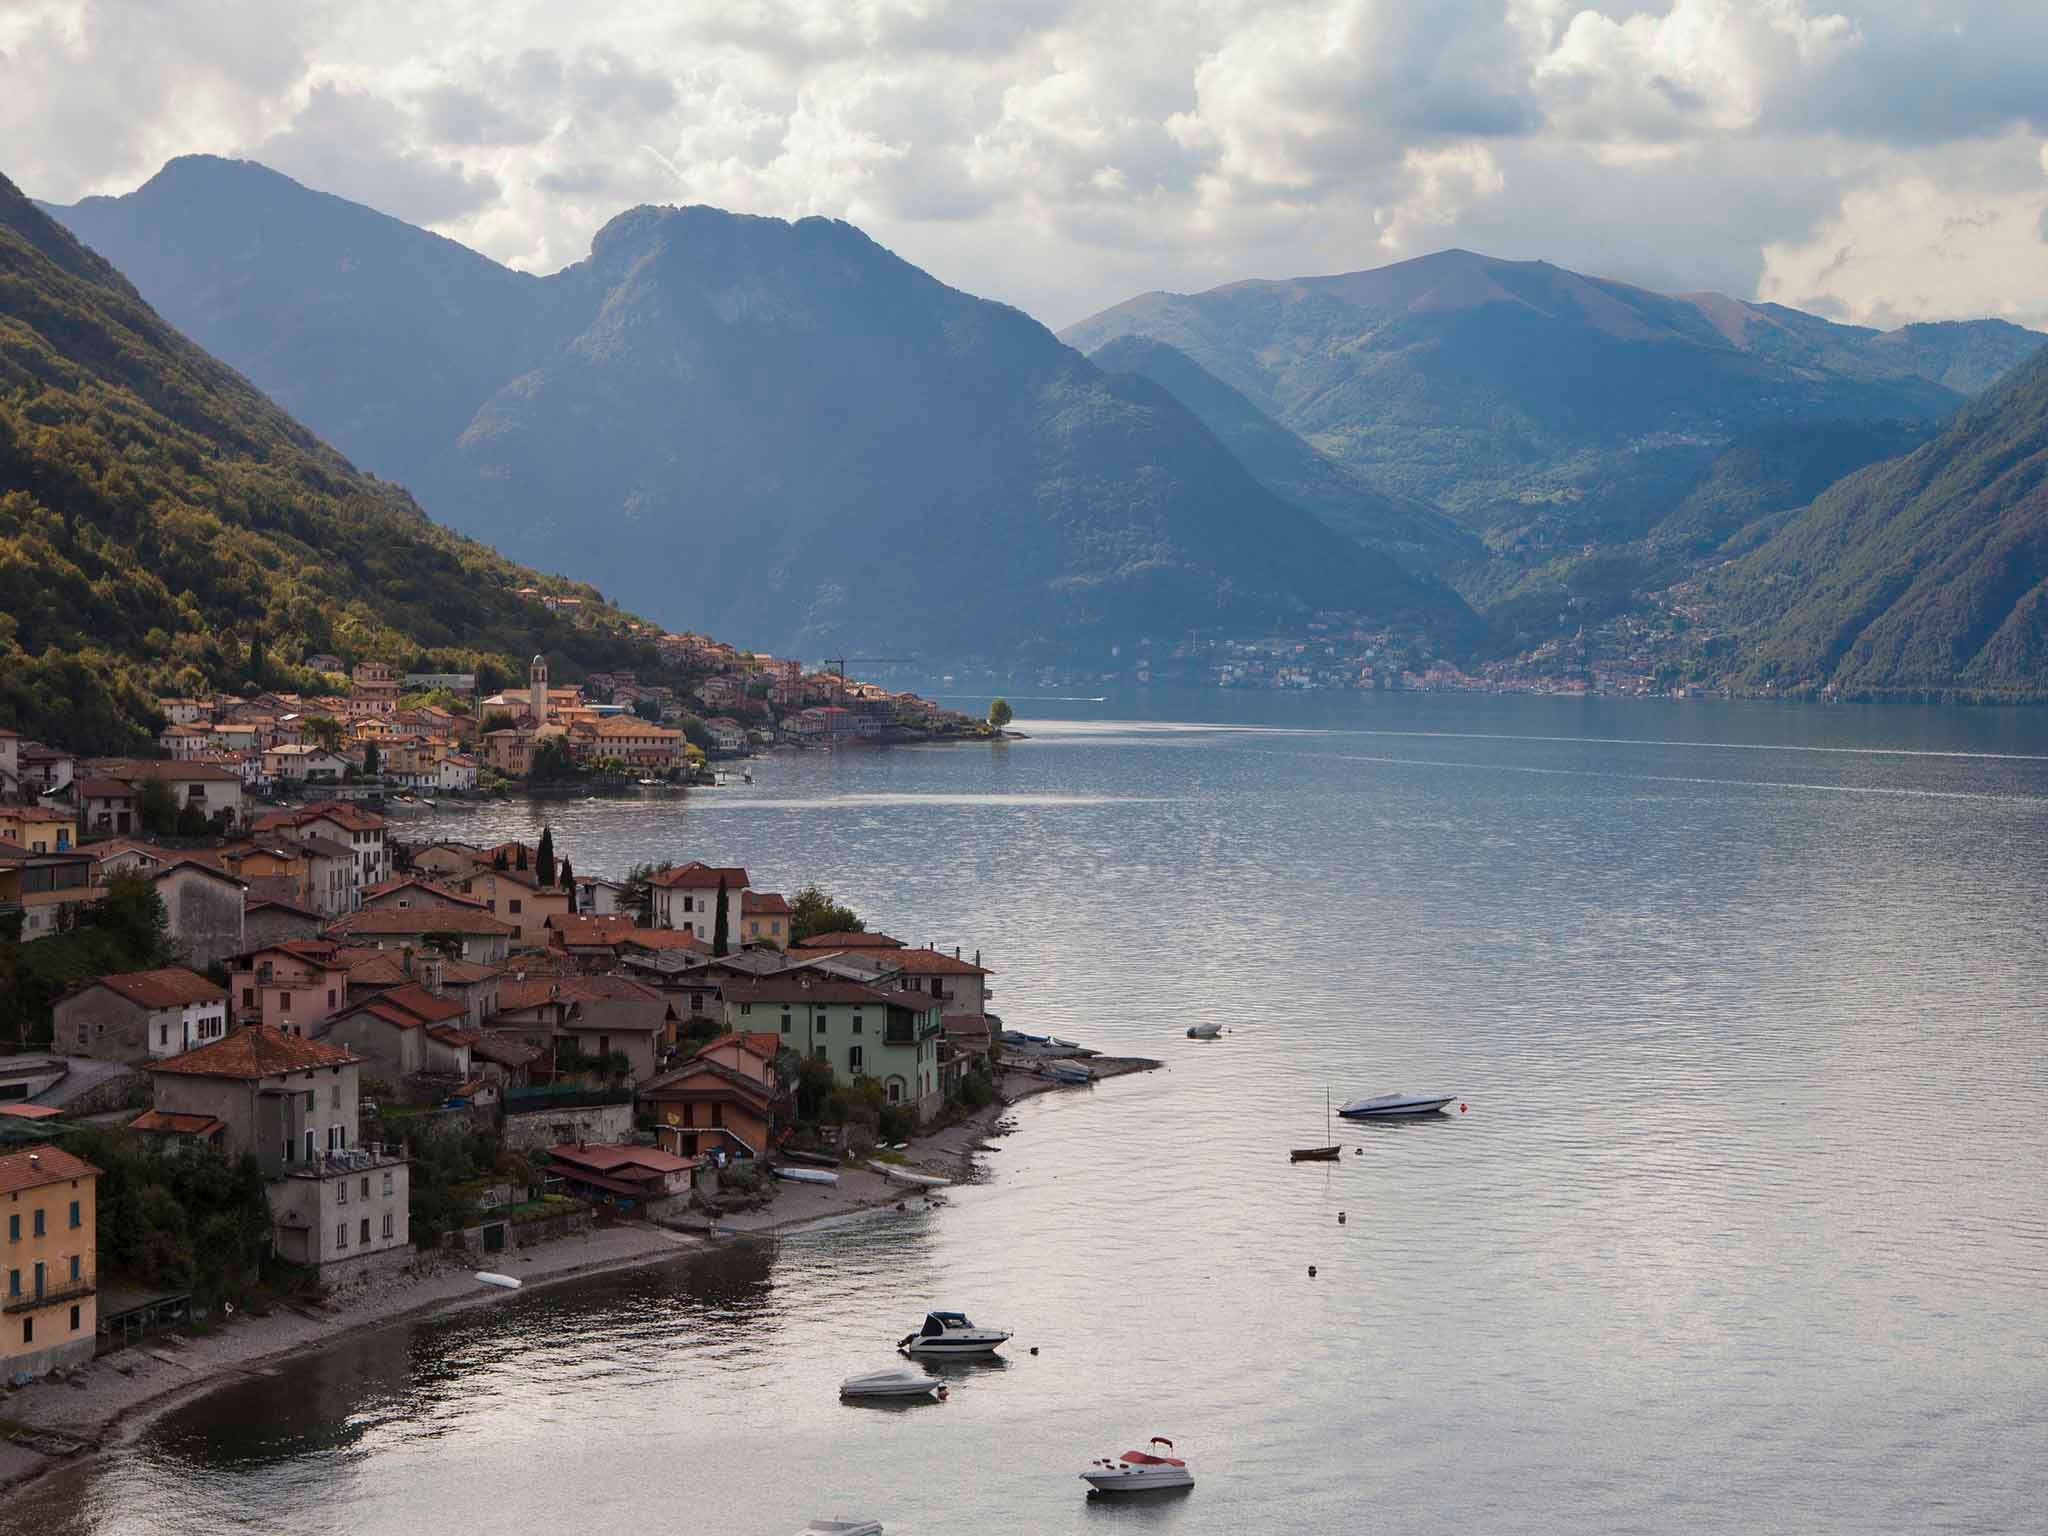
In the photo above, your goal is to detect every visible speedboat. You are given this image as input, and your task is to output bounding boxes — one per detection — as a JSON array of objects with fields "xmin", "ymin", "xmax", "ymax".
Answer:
[
  {"xmin": 796, "ymin": 1521, "xmax": 883, "ymax": 1536},
  {"xmin": 1338, "ymin": 1092, "xmax": 1457, "ymax": 1119},
  {"xmin": 1082, "ymin": 1438, "xmax": 1194, "ymax": 1494},
  {"xmin": 1186, "ymin": 1022, "xmax": 1223, "ymax": 1040},
  {"xmin": 899, "ymin": 1310, "xmax": 1011, "ymax": 1357},
  {"xmin": 839, "ymin": 1365, "xmax": 945, "ymax": 1400}
]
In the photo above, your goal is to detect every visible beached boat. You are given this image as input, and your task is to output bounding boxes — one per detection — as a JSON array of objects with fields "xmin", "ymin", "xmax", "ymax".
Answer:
[
  {"xmin": 839, "ymin": 1365, "xmax": 945, "ymax": 1400},
  {"xmin": 776, "ymin": 1165, "xmax": 841, "ymax": 1186},
  {"xmin": 898, "ymin": 1310, "xmax": 1011, "ymax": 1357},
  {"xmin": 796, "ymin": 1521, "xmax": 883, "ymax": 1536},
  {"xmin": 475, "ymin": 1272, "xmax": 522, "ymax": 1290},
  {"xmin": 1081, "ymin": 1438, "xmax": 1194, "ymax": 1494},
  {"xmin": 1185, "ymin": 1023, "xmax": 1223, "ymax": 1040},
  {"xmin": 1291, "ymin": 1089, "xmax": 1341, "ymax": 1162},
  {"xmin": 1047, "ymin": 1060, "xmax": 1094, "ymax": 1085},
  {"xmin": 868, "ymin": 1161, "xmax": 950, "ymax": 1188},
  {"xmin": 1338, "ymin": 1092, "xmax": 1458, "ymax": 1119}
]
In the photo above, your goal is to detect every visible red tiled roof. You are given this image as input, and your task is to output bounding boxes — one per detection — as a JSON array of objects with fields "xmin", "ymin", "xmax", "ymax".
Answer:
[
  {"xmin": 326, "ymin": 905, "xmax": 516, "ymax": 938},
  {"xmin": 362, "ymin": 875, "xmax": 485, "ymax": 908},
  {"xmin": 647, "ymin": 861, "xmax": 750, "ymax": 889},
  {"xmin": 644, "ymin": 1057, "xmax": 775, "ymax": 1104},
  {"xmin": 0, "ymin": 1104, "xmax": 63, "ymax": 1121},
  {"xmin": 76, "ymin": 776, "xmax": 138, "ymax": 798},
  {"xmin": 723, "ymin": 979, "xmax": 934, "ymax": 1010},
  {"xmin": 548, "ymin": 1142, "xmax": 695, "ymax": 1175},
  {"xmin": 694, "ymin": 1030, "xmax": 782, "ymax": 1062},
  {"xmin": 130, "ymin": 1109, "xmax": 228, "ymax": 1137},
  {"xmin": 875, "ymin": 946, "xmax": 991, "ymax": 976},
  {"xmin": 81, "ymin": 966, "xmax": 225, "ymax": 1010},
  {"xmin": 546, "ymin": 914, "xmax": 641, "ymax": 946},
  {"xmin": 152, "ymin": 1025, "xmax": 362, "ymax": 1078},
  {"xmin": 619, "ymin": 929, "xmax": 709, "ymax": 953},
  {"xmin": 793, "ymin": 931, "xmax": 902, "ymax": 949},
  {"xmin": 379, "ymin": 983, "xmax": 466, "ymax": 1024},
  {"xmin": 0, "ymin": 1144, "xmax": 101, "ymax": 1196},
  {"xmin": 741, "ymin": 891, "xmax": 792, "ymax": 916}
]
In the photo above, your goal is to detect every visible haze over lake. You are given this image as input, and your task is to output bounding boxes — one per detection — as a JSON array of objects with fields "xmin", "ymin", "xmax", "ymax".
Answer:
[{"xmin": 13, "ymin": 691, "xmax": 2046, "ymax": 1536}]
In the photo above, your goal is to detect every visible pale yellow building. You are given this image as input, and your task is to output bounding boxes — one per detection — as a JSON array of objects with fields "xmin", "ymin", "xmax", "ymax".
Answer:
[{"xmin": 1, "ymin": 1143, "xmax": 100, "ymax": 1377}]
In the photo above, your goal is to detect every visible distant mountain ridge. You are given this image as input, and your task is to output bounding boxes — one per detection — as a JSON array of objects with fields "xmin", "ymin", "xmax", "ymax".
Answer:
[
  {"xmin": 48, "ymin": 157, "xmax": 1465, "ymax": 660},
  {"xmin": 1062, "ymin": 249, "xmax": 2044, "ymax": 529}
]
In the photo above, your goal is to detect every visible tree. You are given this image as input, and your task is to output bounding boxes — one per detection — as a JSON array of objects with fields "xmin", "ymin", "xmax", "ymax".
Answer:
[
  {"xmin": 621, "ymin": 860, "xmax": 674, "ymax": 923},
  {"xmin": 530, "ymin": 735, "xmax": 579, "ymax": 782},
  {"xmin": 514, "ymin": 841, "xmax": 529, "ymax": 872},
  {"xmin": 712, "ymin": 874, "xmax": 730, "ymax": 957},
  {"xmin": 789, "ymin": 883, "xmax": 864, "ymax": 943},
  {"xmin": 304, "ymin": 714, "xmax": 344, "ymax": 750},
  {"xmin": 480, "ymin": 710, "xmax": 518, "ymax": 736},
  {"xmin": 246, "ymin": 629, "xmax": 268, "ymax": 689},
  {"xmin": 536, "ymin": 825, "xmax": 556, "ymax": 887},
  {"xmin": 136, "ymin": 776, "xmax": 179, "ymax": 836},
  {"xmin": 632, "ymin": 696, "xmax": 663, "ymax": 722},
  {"xmin": 987, "ymin": 697, "xmax": 1013, "ymax": 729},
  {"xmin": 362, "ymin": 741, "xmax": 381, "ymax": 778},
  {"xmin": 557, "ymin": 856, "xmax": 575, "ymax": 892}
]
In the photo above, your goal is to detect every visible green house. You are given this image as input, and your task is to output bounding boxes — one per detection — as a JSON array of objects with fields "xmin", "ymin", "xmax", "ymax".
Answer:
[{"xmin": 724, "ymin": 979, "xmax": 944, "ymax": 1123}]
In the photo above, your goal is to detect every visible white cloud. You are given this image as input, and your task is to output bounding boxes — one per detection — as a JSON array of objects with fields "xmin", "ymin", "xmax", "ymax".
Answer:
[{"xmin": 6, "ymin": 0, "xmax": 2048, "ymax": 330}]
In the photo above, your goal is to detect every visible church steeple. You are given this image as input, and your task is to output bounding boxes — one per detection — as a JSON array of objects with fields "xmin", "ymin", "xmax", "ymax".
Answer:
[{"xmin": 530, "ymin": 653, "xmax": 549, "ymax": 726}]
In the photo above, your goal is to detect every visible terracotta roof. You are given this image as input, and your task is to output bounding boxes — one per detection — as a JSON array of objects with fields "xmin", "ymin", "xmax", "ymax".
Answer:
[
  {"xmin": 793, "ymin": 931, "xmax": 902, "ymax": 949},
  {"xmin": 723, "ymin": 979, "xmax": 933, "ymax": 1010},
  {"xmin": 0, "ymin": 1104, "xmax": 63, "ymax": 1121},
  {"xmin": 741, "ymin": 891, "xmax": 792, "ymax": 916},
  {"xmin": 694, "ymin": 1030, "xmax": 782, "ymax": 1062},
  {"xmin": 362, "ymin": 875, "xmax": 485, "ymax": 908},
  {"xmin": 130, "ymin": 1109, "xmax": 227, "ymax": 1137},
  {"xmin": 644, "ymin": 1057, "xmax": 775, "ymax": 1103},
  {"xmin": 80, "ymin": 966, "xmax": 225, "ymax": 1010},
  {"xmin": 378, "ymin": 983, "xmax": 466, "ymax": 1024},
  {"xmin": 470, "ymin": 1033, "xmax": 544, "ymax": 1067},
  {"xmin": 234, "ymin": 938, "xmax": 345, "ymax": 968},
  {"xmin": 619, "ymin": 929, "xmax": 709, "ymax": 954},
  {"xmin": 326, "ymin": 905, "xmax": 515, "ymax": 938},
  {"xmin": 152, "ymin": 1025, "xmax": 362, "ymax": 1078},
  {"xmin": 0, "ymin": 1144, "xmax": 101, "ymax": 1196},
  {"xmin": 647, "ymin": 861, "xmax": 750, "ymax": 890},
  {"xmin": 875, "ymin": 946, "xmax": 992, "ymax": 976},
  {"xmin": 93, "ymin": 758, "xmax": 241, "ymax": 783},
  {"xmin": 76, "ymin": 776, "xmax": 138, "ymax": 798},
  {"xmin": 152, "ymin": 858, "xmax": 246, "ymax": 888},
  {"xmin": 433, "ymin": 958, "xmax": 499, "ymax": 985},
  {"xmin": 245, "ymin": 890, "xmax": 322, "ymax": 918},
  {"xmin": 548, "ymin": 1142, "xmax": 694, "ymax": 1175},
  {"xmin": 546, "ymin": 914, "xmax": 641, "ymax": 946},
  {"xmin": 342, "ymin": 952, "xmax": 410, "ymax": 987},
  {"xmin": 495, "ymin": 979, "xmax": 572, "ymax": 1013}
]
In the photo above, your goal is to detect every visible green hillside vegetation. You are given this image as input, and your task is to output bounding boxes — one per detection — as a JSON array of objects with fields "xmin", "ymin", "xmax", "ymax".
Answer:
[
  {"xmin": 1707, "ymin": 349, "xmax": 2048, "ymax": 699},
  {"xmin": 0, "ymin": 169, "xmax": 672, "ymax": 752}
]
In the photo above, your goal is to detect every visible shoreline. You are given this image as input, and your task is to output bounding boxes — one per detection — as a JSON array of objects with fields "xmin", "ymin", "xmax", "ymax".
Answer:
[{"xmin": 0, "ymin": 1056, "xmax": 1159, "ymax": 1502}]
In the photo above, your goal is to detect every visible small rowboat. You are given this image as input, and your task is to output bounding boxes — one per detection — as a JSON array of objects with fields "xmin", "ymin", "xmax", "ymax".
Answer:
[{"xmin": 1291, "ymin": 1088, "xmax": 1341, "ymax": 1162}]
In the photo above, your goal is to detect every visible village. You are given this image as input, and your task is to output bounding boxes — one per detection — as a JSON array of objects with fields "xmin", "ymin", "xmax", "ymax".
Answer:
[{"xmin": 0, "ymin": 648, "xmax": 1093, "ymax": 1443}]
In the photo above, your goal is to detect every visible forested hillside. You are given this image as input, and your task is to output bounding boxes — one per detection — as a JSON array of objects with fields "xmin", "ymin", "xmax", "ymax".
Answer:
[{"xmin": 0, "ymin": 170, "xmax": 661, "ymax": 752}]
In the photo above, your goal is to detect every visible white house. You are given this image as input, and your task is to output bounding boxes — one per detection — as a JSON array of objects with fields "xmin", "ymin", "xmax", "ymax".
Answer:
[
  {"xmin": 437, "ymin": 754, "xmax": 479, "ymax": 792},
  {"xmin": 648, "ymin": 861, "xmax": 749, "ymax": 941}
]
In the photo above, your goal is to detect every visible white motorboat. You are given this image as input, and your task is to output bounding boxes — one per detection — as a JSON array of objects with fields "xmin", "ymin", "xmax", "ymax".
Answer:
[
  {"xmin": 1185, "ymin": 1022, "xmax": 1223, "ymax": 1040},
  {"xmin": 839, "ymin": 1365, "xmax": 945, "ymax": 1400},
  {"xmin": 474, "ymin": 1271, "xmax": 522, "ymax": 1290},
  {"xmin": 796, "ymin": 1521, "xmax": 882, "ymax": 1536},
  {"xmin": 1081, "ymin": 1438, "xmax": 1194, "ymax": 1494},
  {"xmin": 1338, "ymin": 1092, "xmax": 1458, "ymax": 1119},
  {"xmin": 898, "ymin": 1310, "xmax": 1012, "ymax": 1357}
]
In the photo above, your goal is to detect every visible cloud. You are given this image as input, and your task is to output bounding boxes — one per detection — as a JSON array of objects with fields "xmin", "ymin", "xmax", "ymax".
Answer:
[{"xmin": 7, "ymin": 0, "xmax": 2048, "ymax": 330}]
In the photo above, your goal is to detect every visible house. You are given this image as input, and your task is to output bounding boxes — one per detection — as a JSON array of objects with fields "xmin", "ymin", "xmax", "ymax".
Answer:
[
  {"xmin": 0, "ymin": 726, "xmax": 15, "ymax": 797},
  {"xmin": 157, "ymin": 722, "xmax": 215, "ymax": 760},
  {"xmin": 491, "ymin": 975, "xmax": 672, "ymax": 1082},
  {"xmin": 545, "ymin": 913, "xmax": 645, "ymax": 971},
  {"xmin": 704, "ymin": 717, "xmax": 747, "ymax": 754},
  {"xmin": 456, "ymin": 866, "xmax": 570, "ymax": 950},
  {"xmin": 869, "ymin": 946, "xmax": 995, "ymax": 1018},
  {"xmin": 0, "ymin": 804, "xmax": 76, "ymax": 854},
  {"xmin": 739, "ymin": 890, "xmax": 792, "ymax": 950},
  {"xmin": 323, "ymin": 904, "xmax": 516, "ymax": 964},
  {"xmin": 251, "ymin": 802, "xmax": 390, "ymax": 903},
  {"xmin": 642, "ymin": 1032, "xmax": 780, "ymax": 1161},
  {"xmin": 151, "ymin": 859, "xmax": 248, "ymax": 970},
  {"xmin": 157, "ymin": 697, "xmax": 211, "ymax": 726},
  {"xmin": 0, "ymin": 841, "xmax": 97, "ymax": 941},
  {"xmin": 74, "ymin": 777, "xmax": 139, "ymax": 836},
  {"xmin": 407, "ymin": 841, "xmax": 486, "ymax": 880},
  {"xmin": 228, "ymin": 939, "xmax": 352, "ymax": 1035},
  {"xmin": 53, "ymin": 967, "xmax": 229, "ymax": 1063},
  {"xmin": 16, "ymin": 742, "xmax": 76, "ymax": 795},
  {"xmin": 349, "ymin": 661, "xmax": 401, "ymax": 716},
  {"xmin": 261, "ymin": 745, "xmax": 351, "ymax": 783},
  {"xmin": 90, "ymin": 760, "xmax": 244, "ymax": 829},
  {"xmin": 322, "ymin": 983, "xmax": 468, "ymax": 1086},
  {"xmin": 147, "ymin": 1027, "xmax": 410, "ymax": 1283},
  {"xmin": 721, "ymin": 978, "xmax": 944, "ymax": 1121},
  {"xmin": 545, "ymin": 1142, "xmax": 694, "ymax": 1214},
  {"xmin": 360, "ymin": 875, "xmax": 485, "ymax": 913},
  {"xmin": 567, "ymin": 715, "xmax": 684, "ymax": 770},
  {"xmin": 243, "ymin": 894, "xmax": 326, "ymax": 949},
  {"xmin": 437, "ymin": 754, "xmax": 479, "ymax": 792},
  {"xmin": 0, "ymin": 1144, "xmax": 101, "ymax": 1378},
  {"xmin": 648, "ymin": 861, "xmax": 749, "ymax": 940}
]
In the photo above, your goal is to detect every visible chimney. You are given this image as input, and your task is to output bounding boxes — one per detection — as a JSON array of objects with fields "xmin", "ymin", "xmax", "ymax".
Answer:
[{"xmin": 28, "ymin": 1153, "xmax": 39, "ymax": 1170}]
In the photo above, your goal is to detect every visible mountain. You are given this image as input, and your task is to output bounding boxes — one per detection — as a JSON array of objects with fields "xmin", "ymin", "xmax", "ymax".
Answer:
[
  {"xmin": 1061, "ymin": 250, "xmax": 2045, "ymax": 532},
  {"xmin": 48, "ymin": 158, "xmax": 1466, "ymax": 659},
  {"xmin": 0, "ymin": 168, "xmax": 673, "ymax": 752},
  {"xmin": 1705, "ymin": 348, "xmax": 2048, "ymax": 699},
  {"xmin": 1085, "ymin": 335, "xmax": 1482, "ymax": 571}
]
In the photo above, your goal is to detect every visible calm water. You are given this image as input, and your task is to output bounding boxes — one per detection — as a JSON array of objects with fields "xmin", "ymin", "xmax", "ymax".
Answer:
[{"xmin": 13, "ymin": 692, "xmax": 2048, "ymax": 1535}]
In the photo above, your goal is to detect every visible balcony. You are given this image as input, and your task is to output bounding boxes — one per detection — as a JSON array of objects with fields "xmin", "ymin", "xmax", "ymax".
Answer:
[
  {"xmin": 3, "ymin": 1272, "xmax": 95, "ymax": 1313},
  {"xmin": 281, "ymin": 1143, "xmax": 406, "ymax": 1180}
]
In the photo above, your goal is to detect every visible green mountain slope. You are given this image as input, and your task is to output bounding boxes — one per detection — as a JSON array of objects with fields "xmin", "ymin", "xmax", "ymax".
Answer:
[
  {"xmin": 1062, "ymin": 251, "xmax": 2042, "ymax": 532},
  {"xmin": 1085, "ymin": 334, "xmax": 1482, "ymax": 572},
  {"xmin": 0, "ymin": 168, "xmax": 666, "ymax": 752},
  {"xmin": 48, "ymin": 158, "xmax": 1466, "ymax": 659},
  {"xmin": 1712, "ymin": 349, "xmax": 2048, "ymax": 699}
]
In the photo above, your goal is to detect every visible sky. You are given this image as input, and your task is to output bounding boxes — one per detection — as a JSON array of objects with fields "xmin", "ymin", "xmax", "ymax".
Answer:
[{"xmin": 4, "ymin": 0, "xmax": 2047, "ymax": 331}]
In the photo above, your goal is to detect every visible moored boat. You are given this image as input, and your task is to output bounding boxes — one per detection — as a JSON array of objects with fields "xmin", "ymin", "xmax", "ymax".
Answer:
[
  {"xmin": 1338, "ymin": 1092, "xmax": 1458, "ymax": 1119},
  {"xmin": 1185, "ymin": 1022, "xmax": 1223, "ymax": 1040},
  {"xmin": 1081, "ymin": 1438, "xmax": 1194, "ymax": 1494},
  {"xmin": 796, "ymin": 1521, "xmax": 883, "ymax": 1535},
  {"xmin": 1291, "ymin": 1088, "xmax": 1341, "ymax": 1161},
  {"xmin": 898, "ymin": 1310, "xmax": 1011, "ymax": 1357},
  {"xmin": 839, "ymin": 1365, "xmax": 945, "ymax": 1400}
]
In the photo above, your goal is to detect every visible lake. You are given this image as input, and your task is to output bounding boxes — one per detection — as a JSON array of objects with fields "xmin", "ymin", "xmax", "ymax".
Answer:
[{"xmin": 12, "ymin": 690, "xmax": 2048, "ymax": 1535}]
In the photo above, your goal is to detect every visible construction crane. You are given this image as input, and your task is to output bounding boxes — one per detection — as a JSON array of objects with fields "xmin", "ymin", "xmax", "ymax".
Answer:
[{"xmin": 822, "ymin": 656, "xmax": 913, "ymax": 690}]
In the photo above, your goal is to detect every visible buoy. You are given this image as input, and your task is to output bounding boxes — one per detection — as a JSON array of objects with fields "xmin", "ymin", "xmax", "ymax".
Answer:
[
  {"xmin": 1338, "ymin": 1212, "xmax": 1346, "ymax": 1224},
  {"xmin": 1460, "ymin": 1102, "xmax": 1468, "ymax": 1113},
  {"xmin": 1029, "ymin": 1346, "xmax": 1039, "ymax": 1356},
  {"xmin": 1308, "ymin": 1265, "xmax": 1317, "ymax": 1278}
]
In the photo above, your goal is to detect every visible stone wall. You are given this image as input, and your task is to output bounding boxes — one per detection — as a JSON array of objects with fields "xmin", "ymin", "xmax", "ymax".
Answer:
[
  {"xmin": 57, "ymin": 1067, "xmax": 150, "ymax": 1117},
  {"xmin": 500, "ymin": 1100, "xmax": 634, "ymax": 1153}
]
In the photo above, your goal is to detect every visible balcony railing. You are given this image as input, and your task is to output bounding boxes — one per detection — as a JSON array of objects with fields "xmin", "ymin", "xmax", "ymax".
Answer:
[{"xmin": 3, "ymin": 1273, "xmax": 95, "ymax": 1313}]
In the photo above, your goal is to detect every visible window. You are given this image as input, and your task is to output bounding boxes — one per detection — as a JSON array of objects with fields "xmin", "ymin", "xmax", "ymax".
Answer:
[
  {"xmin": 360, "ymin": 1218, "xmax": 371, "ymax": 1245},
  {"xmin": 382, "ymin": 1172, "xmax": 393, "ymax": 1196},
  {"xmin": 280, "ymin": 989, "xmax": 293, "ymax": 1012},
  {"xmin": 332, "ymin": 1085, "xmax": 342, "ymax": 1110},
  {"xmin": 5, "ymin": 1269, "xmax": 15, "ymax": 1297},
  {"xmin": 328, "ymin": 989, "xmax": 337, "ymax": 1008},
  {"xmin": 814, "ymin": 1044, "xmax": 828, "ymax": 1061},
  {"xmin": 7, "ymin": 1214, "xmax": 16, "ymax": 1241},
  {"xmin": 338, "ymin": 1180, "xmax": 349, "ymax": 1205},
  {"xmin": 69, "ymin": 1255, "xmax": 80, "ymax": 1281},
  {"xmin": 32, "ymin": 1210, "xmax": 43, "ymax": 1237},
  {"xmin": 304, "ymin": 1091, "xmax": 315, "ymax": 1111},
  {"xmin": 21, "ymin": 1317, "xmax": 29, "ymax": 1344},
  {"xmin": 69, "ymin": 1200, "xmax": 80, "ymax": 1229},
  {"xmin": 887, "ymin": 1080, "xmax": 902, "ymax": 1104},
  {"xmin": 781, "ymin": 1009, "xmax": 792, "ymax": 1034},
  {"xmin": 382, "ymin": 1213, "xmax": 394, "ymax": 1238},
  {"xmin": 336, "ymin": 1222, "xmax": 349, "ymax": 1249},
  {"xmin": 851, "ymin": 1012, "xmax": 863, "ymax": 1035},
  {"xmin": 849, "ymin": 1045, "xmax": 863, "ymax": 1072},
  {"xmin": 509, "ymin": 899, "xmax": 522, "ymax": 914},
  {"xmin": 360, "ymin": 1177, "xmax": 370, "ymax": 1198},
  {"xmin": 159, "ymin": 1024, "xmax": 169, "ymax": 1047},
  {"xmin": 243, "ymin": 987, "xmax": 255, "ymax": 1008},
  {"xmin": 329, "ymin": 1125, "xmax": 345, "ymax": 1153},
  {"xmin": 70, "ymin": 1304, "xmax": 81, "ymax": 1331},
  {"xmin": 303, "ymin": 1129, "xmax": 315, "ymax": 1163}
]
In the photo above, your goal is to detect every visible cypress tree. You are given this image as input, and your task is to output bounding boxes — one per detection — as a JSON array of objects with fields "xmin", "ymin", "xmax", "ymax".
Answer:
[
  {"xmin": 536, "ymin": 826, "xmax": 556, "ymax": 886},
  {"xmin": 515, "ymin": 842, "xmax": 528, "ymax": 872},
  {"xmin": 558, "ymin": 856, "xmax": 575, "ymax": 892},
  {"xmin": 712, "ymin": 874, "xmax": 730, "ymax": 957}
]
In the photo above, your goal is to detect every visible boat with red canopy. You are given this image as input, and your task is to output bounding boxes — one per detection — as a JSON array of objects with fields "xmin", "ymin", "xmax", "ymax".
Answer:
[{"xmin": 1081, "ymin": 1437, "xmax": 1195, "ymax": 1493}]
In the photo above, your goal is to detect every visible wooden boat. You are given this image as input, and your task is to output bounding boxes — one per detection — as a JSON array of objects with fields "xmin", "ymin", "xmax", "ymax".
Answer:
[{"xmin": 1291, "ymin": 1089, "xmax": 1341, "ymax": 1162}]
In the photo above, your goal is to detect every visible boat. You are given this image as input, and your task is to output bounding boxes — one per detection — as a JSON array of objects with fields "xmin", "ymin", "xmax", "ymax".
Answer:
[
  {"xmin": 474, "ymin": 1272, "xmax": 522, "ymax": 1290},
  {"xmin": 1338, "ymin": 1092, "xmax": 1458, "ymax": 1119},
  {"xmin": 839, "ymin": 1365, "xmax": 945, "ymax": 1400},
  {"xmin": 775, "ymin": 1165, "xmax": 840, "ymax": 1186},
  {"xmin": 1081, "ymin": 1438, "xmax": 1194, "ymax": 1494},
  {"xmin": 796, "ymin": 1521, "xmax": 883, "ymax": 1536},
  {"xmin": 637, "ymin": 777, "xmax": 658, "ymax": 787},
  {"xmin": 1186, "ymin": 1022, "xmax": 1223, "ymax": 1040},
  {"xmin": 867, "ymin": 1161, "xmax": 950, "ymax": 1188},
  {"xmin": 1291, "ymin": 1088, "xmax": 1341, "ymax": 1162},
  {"xmin": 1047, "ymin": 1060, "xmax": 1094, "ymax": 1085},
  {"xmin": 898, "ymin": 1310, "xmax": 1011, "ymax": 1357}
]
